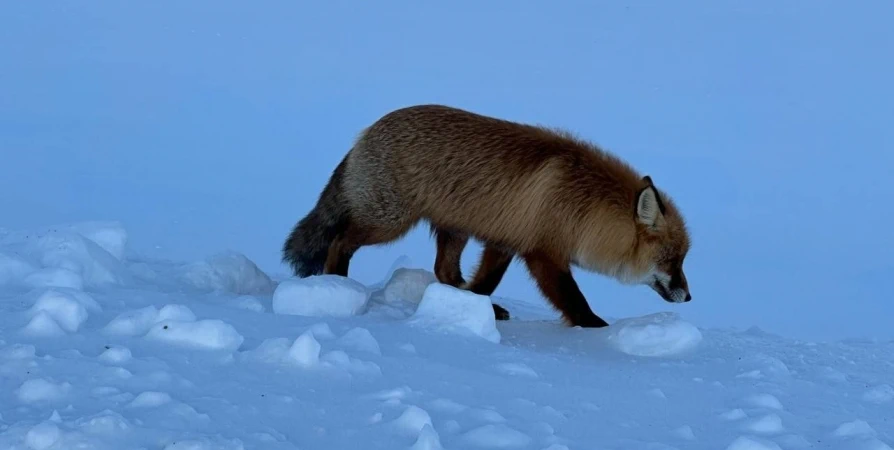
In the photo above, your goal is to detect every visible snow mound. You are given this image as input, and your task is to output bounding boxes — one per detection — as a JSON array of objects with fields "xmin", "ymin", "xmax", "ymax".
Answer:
[
  {"xmin": 746, "ymin": 393, "xmax": 784, "ymax": 411},
  {"xmin": 145, "ymin": 319, "xmax": 244, "ymax": 352},
  {"xmin": 233, "ymin": 295, "xmax": 265, "ymax": 312},
  {"xmin": 24, "ymin": 289, "xmax": 98, "ymax": 333},
  {"xmin": 320, "ymin": 349, "xmax": 383, "ymax": 376},
  {"xmin": 24, "ymin": 268, "xmax": 84, "ymax": 290},
  {"xmin": 606, "ymin": 312, "xmax": 702, "ymax": 357},
  {"xmin": 833, "ymin": 419, "xmax": 876, "ymax": 438},
  {"xmin": 181, "ymin": 251, "xmax": 276, "ymax": 295},
  {"xmin": 16, "ymin": 378, "xmax": 73, "ymax": 404},
  {"xmin": 411, "ymin": 424, "xmax": 444, "ymax": 450},
  {"xmin": 0, "ymin": 252, "xmax": 35, "ymax": 284},
  {"xmin": 460, "ymin": 423, "xmax": 532, "ymax": 448},
  {"xmin": 272, "ymin": 274, "xmax": 370, "ymax": 317},
  {"xmin": 66, "ymin": 221, "xmax": 128, "ymax": 261},
  {"xmin": 21, "ymin": 311, "xmax": 67, "ymax": 337},
  {"xmin": 390, "ymin": 405, "xmax": 433, "ymax": 436},
  {"xmin": 103, "ymin": 304, "xmax": 197, "ymax": 336},
  {"xmin": 337, "ymin": 327, "xmax": 381, "ymax": 355},
  {"xmin": 24, "ymin": 420, "xmax": 62, "ymax": 450},
  {"xmin": 720, "ymin": 408, "xmax": 748, "ymax": 421},
  {"xmin": 306, "ymin": 322, "xmax": 336, "ymax": 340},
  {"xmin": 0, "ymin": 223, "xmax": 129, "ymax": 288},
  {"xmin": 287, "ymin": 330, "xmax": 322, "ymax": 367},
  {"xmin": 726, "ymin": 435, "xmax": 782, "ymax": 450},
  {"xmin": 494, "ymin": 362, "xmax": 539, "ymax": 378},
  {"xmin": 129, "ymin": 391, "xmax": 173, "ymax": 408},
  {"xmin": 743, "ymin": 414, "xmax": 784, "ymax": 434},
  {"xmin": 407, "ymin": 283, "xmax": 501, "ymax": 344},
  {"xmin": 863, "ymin": 384, "xmax": 894, "ymax": 404},
  {"xmin": 382, "ymin": 267, "xmax": 437, "ymax": 305},
  {"xmin": 240, "ymin": 330, "xmax": 381, "ymax": 377},
  {"xmin": 98, "ymin": 346, "xmax": 133, "ymax": 364}
]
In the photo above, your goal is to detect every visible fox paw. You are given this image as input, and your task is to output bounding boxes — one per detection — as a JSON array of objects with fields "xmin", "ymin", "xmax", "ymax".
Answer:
[{"xmin": 492, "ymin": 303, "xmax": 510, "ymax": 320}]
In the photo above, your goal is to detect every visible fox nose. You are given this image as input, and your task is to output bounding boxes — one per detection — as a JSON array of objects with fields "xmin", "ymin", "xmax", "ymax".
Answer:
[{"xmin": 684, "ymin": 293, "xmax": 691, "ymax": 302}]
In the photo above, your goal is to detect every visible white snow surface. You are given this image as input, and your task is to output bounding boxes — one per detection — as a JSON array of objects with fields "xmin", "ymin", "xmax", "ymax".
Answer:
[
  {"xmin": 0, "ymin": 222, "xmax": 891, "ymax": 449},
  {"xmin": 272, "ymin": 274, "xmax": 370, "ymax": 317}
]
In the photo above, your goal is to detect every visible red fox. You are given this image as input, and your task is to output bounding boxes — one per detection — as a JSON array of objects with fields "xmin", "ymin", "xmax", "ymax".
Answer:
[{"xmin": 283, "ymin": 104, "xmax": 692, "ymax": 327}]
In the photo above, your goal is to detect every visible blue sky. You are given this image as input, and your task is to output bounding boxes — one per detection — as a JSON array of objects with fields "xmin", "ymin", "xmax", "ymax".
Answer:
[{"xmin": 2, "ymin": 1, "xmax": 892, "ymax": 341}]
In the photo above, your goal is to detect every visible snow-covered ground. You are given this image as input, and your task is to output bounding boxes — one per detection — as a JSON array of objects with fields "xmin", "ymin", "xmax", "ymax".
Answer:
[{"xmin": 1, "ymin": 222, "xmax": 891, "ymax": 449}]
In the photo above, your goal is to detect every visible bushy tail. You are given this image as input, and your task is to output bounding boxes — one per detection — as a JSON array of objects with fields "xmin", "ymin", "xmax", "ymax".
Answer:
[{"xmin": 282, "ymin": 156, "xmax": 351, "ymax": 277}]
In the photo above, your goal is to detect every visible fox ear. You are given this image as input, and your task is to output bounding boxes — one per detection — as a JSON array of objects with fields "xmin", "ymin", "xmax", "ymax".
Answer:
[{"xmin": 636, "ymin": 176, "xmax": 665, "ymax": 227}]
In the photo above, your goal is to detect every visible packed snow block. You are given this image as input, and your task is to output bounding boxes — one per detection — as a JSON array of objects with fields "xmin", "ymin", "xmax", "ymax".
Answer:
[
  {"xmin": 0, "ymin": 228, "xmax": 127, "ymax": 289},
  {"xmin": 182, "ymin": 251, "xmax": 276, "ymax": 296},
  {"xmin": 25, "ymin": 421, "xmax": 62, "ymax": 449},
  {"xmin": 145, "ymin": 319, "xmax": 245, "ymax": 352},
  {"xmin": 37, "ymin": 229, "xmax": 128, "ymax": 286},
  {"xmin": 367, "ymin": 254, "xmax": 414, "ymax": 291},
  {"xmin": 272, "ymin": 275, "xmax": 370, "ymax": 317},
  {"xmin": 286, "ymin": 330, "xmax": 322, "ymax": 366},
  {"xmin": 382, "ymin": 268, "xmax": 438, "ymax": 305},
  {"xmin": 25, "ymin": 289, "xmax": 92, "ymax": 333},
  {"xmin": 65, "ymin": 221, "xmax": 128, "ymax": 261},
  {"xmin": 103, "ymin": 304, "xmax": 196, "ymax": 337},
  {"xmin": 606, "ymin": 312, "xmax": 702, "ymax": 357},
  {"xmin": 407, "ymin": 283, "xmax": 501, "ymax": 344}
]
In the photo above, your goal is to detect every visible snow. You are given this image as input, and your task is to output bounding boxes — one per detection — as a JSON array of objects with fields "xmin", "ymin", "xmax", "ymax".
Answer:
[
  {"xmin": 24, "ymin": 421, "xmax": 61, "ymax": 450},
  {"xmin": 382, "ymin": 268, "xmax": 438, "ymax": 306},
  {"xmin": 460, "ymin": 423, "xmax": 533, "ymax": 448},
  {"xmin": 144, "ymin": 318, "xmax": 245, "ymax": 352},
  {"xmin": 181, "ymin": 251, "xmax": 276, "ymax": 296},
  {"xmin": 286, "ymin": 330, "xmax": 322, "ymax": 367},
  {"xmin": 338, "ymin": 327, "xmax": 382, "ymax": 356},
  {"xmin": 863, "ymin": 384, "xmax": 894, "ymax": 404},
  {"xmin": 1, "ymin": 221, "xmax": 891, "ymax": 449},
  {"xmin": 725, "ymin": 436, "xmax": 782, "ymax": 450},
  {"xmin": 15, "ymin": 378, "xmax": 73, "ymax": 404},
  {"xmin": 606, "ymin": 312, "xmax": 703, "ymax": 357},
  {"xmin": 25, "ymin": 289, "xmax": 91, "ymax": 333},
  {"xmin": 272, "ymin": 275, "xmax": 370, "ymax": 317},
  {"xmin": 411, "ymin": 424, "xmax": 443, "ymax": 450},
  {"xmin": 407, "ymin": 283, "xmax": 502, "ymax": 344}
]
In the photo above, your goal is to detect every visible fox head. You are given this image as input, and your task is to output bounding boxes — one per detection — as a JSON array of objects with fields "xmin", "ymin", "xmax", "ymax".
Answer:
[{"xmin": 632, "ymin": 176, "xmax": 692, "ymax": 303}]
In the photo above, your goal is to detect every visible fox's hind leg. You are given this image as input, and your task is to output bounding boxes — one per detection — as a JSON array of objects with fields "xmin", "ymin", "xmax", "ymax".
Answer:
[
  {"xmin": 432, "ymin": 227, "xmax": 469, "ymax": 287},
  {"xmin": 432, "ymin": 226, "xmax": 514, "ymax": 321},
  {"xmin": 462, "ymin": 245, "xmax": 514, "ymax": 320},
  {"xmin": 325, "ymin": 217, "xmax": 418, "ymax": 277}
]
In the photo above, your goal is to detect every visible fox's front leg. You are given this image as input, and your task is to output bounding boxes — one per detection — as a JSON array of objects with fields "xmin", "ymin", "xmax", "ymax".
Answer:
[{"xmin": 522, "ymin": 251, "xmax": 609, "ymax": 328}]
